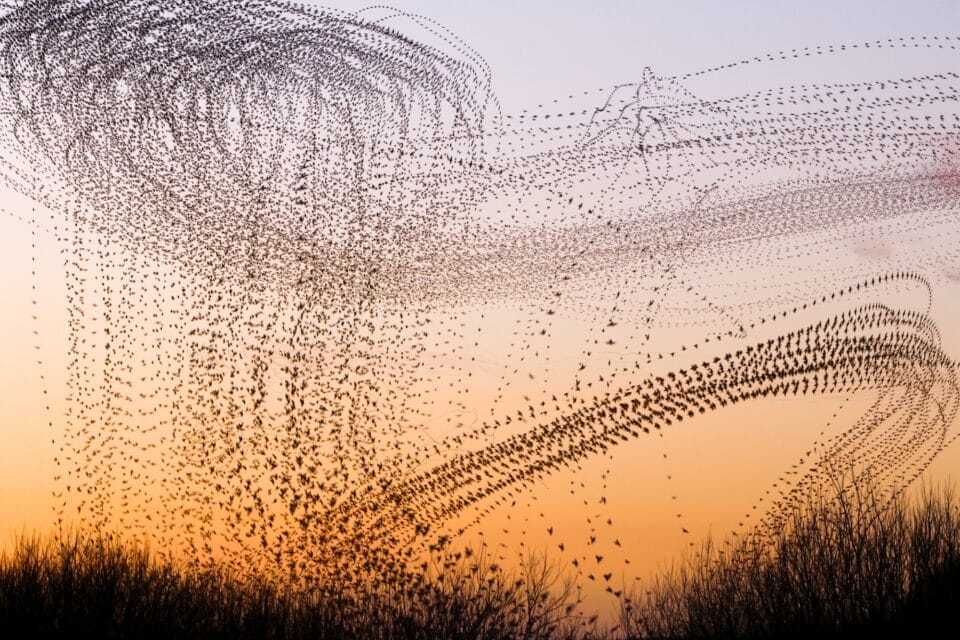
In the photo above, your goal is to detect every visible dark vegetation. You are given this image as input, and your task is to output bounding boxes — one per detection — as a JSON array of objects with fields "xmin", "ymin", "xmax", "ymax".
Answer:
[
  {"xmin": 2, "ymin": 477, "xmax": 959, "ymax": 639},
  {"xmin": 623, "ymin": 477, "xmax": 960, "ymax": 639},
  {"xmin": 0, "ymin": 532, "xmax": 584, "ymax": 640}
]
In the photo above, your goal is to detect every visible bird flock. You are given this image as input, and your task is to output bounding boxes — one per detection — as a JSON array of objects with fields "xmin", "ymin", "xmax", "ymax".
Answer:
[{"xmin": 0, "ymin": 0, "xmax": 958, "ymax": 603}]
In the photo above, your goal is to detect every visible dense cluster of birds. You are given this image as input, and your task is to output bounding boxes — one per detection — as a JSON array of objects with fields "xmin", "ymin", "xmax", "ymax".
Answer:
[{"xmin": 0, "ymin": 0, "xmax": 958, "ymax": 606}]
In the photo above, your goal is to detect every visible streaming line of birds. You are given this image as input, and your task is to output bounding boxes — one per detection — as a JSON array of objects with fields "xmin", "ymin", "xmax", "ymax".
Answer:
[{"xmin": 0, "ymin": 0, "xmax": 958, "ymax": 602}]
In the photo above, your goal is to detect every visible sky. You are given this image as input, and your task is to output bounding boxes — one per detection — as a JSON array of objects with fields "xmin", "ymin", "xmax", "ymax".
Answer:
[
  {"xmin": 315, "ymin": 0, "xmax": 960, "ymax": 108},
  {"xmin": 1, "ymin": 0, "xmax": 959, "ymax": 614}
]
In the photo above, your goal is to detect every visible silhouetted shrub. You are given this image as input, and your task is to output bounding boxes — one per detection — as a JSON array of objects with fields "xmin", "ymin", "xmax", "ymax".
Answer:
[
  {"xmin": 5, "ymin": 474, "xmax": 960, "ymax": 639},
  {"xmin": 0, "ymin": 533, "xmax": 582, "ymax": 639},
  {"xmin": 622, "ymin": 474, "xmax": 960, "ymax": 639}
]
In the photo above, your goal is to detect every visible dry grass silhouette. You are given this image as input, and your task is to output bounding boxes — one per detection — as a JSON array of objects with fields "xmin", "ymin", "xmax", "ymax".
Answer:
[
  {"xmin": 623, "ymin": 474, "xmax": 960, "ymax": 639},
  {"xmin": 3, "ymin": 473, "xmax": 960, "ymax": 639},
  {"xmin": 0, "ymin": 532, "xmax": 585, "ymax": 640}
]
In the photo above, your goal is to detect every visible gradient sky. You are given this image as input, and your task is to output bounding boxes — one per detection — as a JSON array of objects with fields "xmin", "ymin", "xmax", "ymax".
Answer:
[
  {"xmin": 318, "ymin": 0, "xmax": 960, "ymax": 108},
  {"xmin": 1, "ymin": 0, "xmax": 959, "ymax": 615}
]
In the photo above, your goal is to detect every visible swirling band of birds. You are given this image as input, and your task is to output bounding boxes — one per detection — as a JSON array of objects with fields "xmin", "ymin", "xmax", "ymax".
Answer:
[{"xmin": 0, "ymin": 0, "xmax": 959, "ymax": 598}]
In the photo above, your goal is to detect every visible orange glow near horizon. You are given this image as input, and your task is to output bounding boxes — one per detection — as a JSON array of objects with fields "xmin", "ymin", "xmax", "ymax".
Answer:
[{"xmin": 1, "ymin": 2, "xmax": 960, "ymax": 625}]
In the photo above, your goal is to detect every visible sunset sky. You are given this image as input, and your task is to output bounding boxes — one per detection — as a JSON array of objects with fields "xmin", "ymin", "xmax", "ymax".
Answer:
[{"xmin": 1, "ymin": 0, "xmax": 959, "ymax": 616}]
